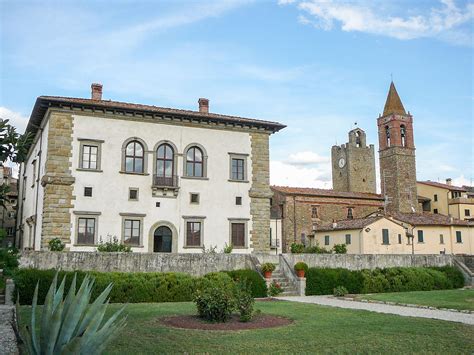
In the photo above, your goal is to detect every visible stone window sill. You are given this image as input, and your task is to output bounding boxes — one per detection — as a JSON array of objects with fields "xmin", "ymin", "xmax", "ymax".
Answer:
[
  {"xmin": 183, "ymin": 245, "xmax": 203, "ymax": 249},
  {"xmin": 228, "ymin": 179, "xmax": 249, "ymax": 183},
  {"xmin": 181, "ymin": 176, "xmax": 209, "ymax": 181},
  {"xmin": 77, "ymin": 168, "xmax": 103, "ymax": 173},
  {"xmin": 119, "ymin": 171, "xmax": 150, "ymax": 176},
  {"xmin": 73, "ymin": 244, "xmax": 99, "ymax": 247},
  {"xmin": 232, "ymin": 246, "xmax": 248, "ymax": 249}
]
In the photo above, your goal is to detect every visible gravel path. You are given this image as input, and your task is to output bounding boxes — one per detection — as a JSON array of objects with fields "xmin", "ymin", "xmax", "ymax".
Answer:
[
  {"xmin": 276, "ymin": 296, "xmax": 474, "ymax": 325},
  {"xmin": 0, "ymin": 305, "xmax": 19, "ymax": 354}
]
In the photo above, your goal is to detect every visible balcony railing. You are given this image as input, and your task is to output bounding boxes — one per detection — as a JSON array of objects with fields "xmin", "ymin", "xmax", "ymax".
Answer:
[{"xmin": 152, "ymin": 174, "xmax": 179, "ymax": 188}]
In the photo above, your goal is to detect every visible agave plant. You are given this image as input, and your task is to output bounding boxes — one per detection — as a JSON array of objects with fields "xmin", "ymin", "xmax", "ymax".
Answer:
[{"xmin": 16, "ymin": 273, "xmax": 127, "ymax": 354}]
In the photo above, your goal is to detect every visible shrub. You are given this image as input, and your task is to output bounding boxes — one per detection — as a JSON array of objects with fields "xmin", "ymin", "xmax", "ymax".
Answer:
[
  {"xmin": 261, "ymin": 263, "xmax": 276, "ymax": 273},
  {"xmin": 294, "ymin": 262, "xmax": 309, "ymax": 273},
  {"xmin": 48, "ymin": 238, "xmax": 65, "ymax": 251},
  {"xmin": 333, "ymin": 244, "xmax": 347, "ymax": 254},
  {"xmin": 306, "ymin": 266, "xmax": 465, "ymax": 295},
  {"xmin": 333, "ymin": 285, "xmax": 348, "ymax": 297},
  {"xmin": 223, "ymin": 243, "xmax": 233, "ymax": 254},
  {"xmin": 0, "ymin": 247, "xmax": 19, "ymax": 276},
  {"xmin": 305, "ymin": 245, "xmax": 331, "ymax": 254},
  {"xmin": 235, "ymin": 279, "xmax": 254, "ymax": 322},
  {"xmin": 194, "ymin": 277, "xmax": 235, "ymax": 322},
  {"xmin": 226, "ymin": 269, "xmax": 267, "ymax": 297},
  {"xmin": 97, "ymin": 236, "xmax": 132, "ymax": 252},
  {"xmin": 268, "ymin": 281, "xmax": 283, "ymax": 297},
  {"xmin": 290, "ymin": 243, "xmax": 305, "ymax": 253}
]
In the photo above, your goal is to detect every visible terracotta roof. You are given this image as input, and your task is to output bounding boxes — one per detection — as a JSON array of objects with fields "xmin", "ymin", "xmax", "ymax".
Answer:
[
  {"xmin": 391, "ymin": 212, "xmax": 469, "ymax": 226},
  {"xmin": 25, "ymin": 95, "xmax": 286, "ymax": 138},
  {"xmin": 316, "ymin": 216, "xmax": 384, "ymax": 232},
  {"xmin": 383, "ymin": 82, "xmax": 406, "ymax": 116},
  {"xmin": 271, "ymin": 186, "xmax": 383, "ymax": 200},
  {"xmin": 418, "ymin": 180, "xmax": 467, "ymax": 192}
]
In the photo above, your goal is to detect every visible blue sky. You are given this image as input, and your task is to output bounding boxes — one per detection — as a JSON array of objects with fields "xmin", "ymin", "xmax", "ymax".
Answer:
[{"xmin": 1, "ymin": 0, "xmax": 473, "ymax": 189}]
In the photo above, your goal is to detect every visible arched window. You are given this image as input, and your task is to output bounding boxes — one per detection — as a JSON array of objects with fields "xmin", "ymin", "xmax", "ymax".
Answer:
[
  {"xmin": 355, "ymin": 131, "xmax": 361, "ymax": 147},
  {"xmin": 156, "ymin": 143, "xmax": 174, "ymax": 178},
  {"xmin": 400, "ymin": 125, "xmax": 406, "ymax": 147},
  {"xmin": 125, "ymin": 141, "xmax": 144, "ymax": 173},
  {"xmin": 385, "ymin": 126, "xmax": 391, "ymax": 147},
  {"xmin": 186, "ymin": 147, "xmax": 203, "ymax": 177}
]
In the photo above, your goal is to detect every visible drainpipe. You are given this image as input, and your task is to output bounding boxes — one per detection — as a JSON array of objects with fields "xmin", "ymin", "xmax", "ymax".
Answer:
[
  {"xmin": 293, "ymin": 195, "xmax": 296, "ymax": 243},
  {"xmin": 32, "ymin": 128, "xmax": 44, "ymax": 250}
]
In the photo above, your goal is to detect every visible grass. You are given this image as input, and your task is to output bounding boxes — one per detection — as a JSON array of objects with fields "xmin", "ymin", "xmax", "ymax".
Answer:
[
  {"xmin": 356, "ymin": 289, "xmax": 474, "ymax": 311},
  {"xmin": 19, "ymin": 301, "xmax": 474, "ymax": 354}
]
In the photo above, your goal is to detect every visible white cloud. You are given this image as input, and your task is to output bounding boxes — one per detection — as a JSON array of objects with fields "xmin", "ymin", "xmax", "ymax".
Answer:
[
  {"xmin": 452, "ymin": 175, "xmax": 472, "ymax": 187},
  {"xmin": 284, "ymin": 151, "xmax": 330, "ymax": 166},
  {"xmin": 283, "ymin": 0, "xmax": 474, "ymax": 46},
  {"xmin": 0, "ymin": 107, "xmax": 29, "ymax": 133},
  {"xmin": 271, "ymin": 160, "xmax": 332, "ymax": 188}
]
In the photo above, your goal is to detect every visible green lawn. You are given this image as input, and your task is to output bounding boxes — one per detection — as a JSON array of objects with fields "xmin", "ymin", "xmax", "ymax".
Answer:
[
  {"xmin": 19, "ymin": 301, "xmax": 474, "ymax": 354},
  {"xmin": 356, "ymin": 289, "xmax": 474, "ymax": 311}
]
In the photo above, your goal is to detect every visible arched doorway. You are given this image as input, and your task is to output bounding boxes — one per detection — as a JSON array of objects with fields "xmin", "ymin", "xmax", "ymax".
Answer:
[{"xmin": 153, "ymin": 226, "xmax": 172, "ymax": 252}]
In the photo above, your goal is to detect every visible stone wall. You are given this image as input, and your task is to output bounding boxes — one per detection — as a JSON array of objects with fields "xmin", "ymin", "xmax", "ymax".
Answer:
[
  {"xmin": 249, "ymin": 132, "xmax": 272, "ymax": 252},
  {"xmin": 41, "ymin": 111, "xmax": 75, "ymax": 248},
  {"xmin": 285, "ymin": 253, "xmax": 453, "ymax": 270}
]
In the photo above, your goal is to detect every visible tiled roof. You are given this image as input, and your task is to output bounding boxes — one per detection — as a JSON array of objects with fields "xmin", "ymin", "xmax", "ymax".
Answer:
[
  {"xmin": 25, "ymin": 96, "xmax": 285, "ymax": 137},
  {"xmin": 383, "ymin": 82, "xmax": 406, "ymax": 116},
  {"xmin": 417, "ymin": 180, "xmax": 467, "ymax": 192},
  {"xmin": 391, "ymin": 212, "xmax": 469, "ymax": 226},
  {"xmin": 271, "ymin": 186, "xmax": 383, "ymax": 200},
  {"xmin": 316, "ymin": 216, "xmax": 384, "ymax": 232}
]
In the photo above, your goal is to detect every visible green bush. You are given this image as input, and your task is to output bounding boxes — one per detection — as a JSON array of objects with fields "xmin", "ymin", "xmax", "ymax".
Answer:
[
  {"xmin": 226, "ymin": 269, "xmax": 267, "ymax": 297},
  {"xmin": 194, "ymin": 275, "xmax": 236, "ymax": 322},
  {"xmin": 294, "ymin": 262, "xmax": 309, "ymax": 273},
  {"xmin": 268, "ymin": 281, "xmax": 283, "ymax": 297},
  {"xmin": 97, "ymin": 236, "xmax": 132, "ymax": 252},
  {"xmin": 261, "ymin": 263, "xmax": 276, "ymax": 273},
  {"xmin": 235, "ymin": 279, "xmax": 254, "ymax": 322},
  {"xmin": 48, "ymin": 238, "xmax": 65, "ymax": 251},
  {"xmin": 333, "ymin": 285, "xmax": 348, "ymax": 297},
  {"xmin": 306, "ymin": 266, "xmax": 464, "ymax": 295},
  {"xmin": 290, "ymin": 243, "xmax": 305, "ymax": 253},
  {"xmin": 304, "ymin": 245, "xmax": 331, "ymax": 254},
  {"xmin": 333, "ymin": 244, "xmax": 347, "ymax": 254},
  {"xmin": 0, "ymin": 247, "xmax": 19, "ymax": 276}
]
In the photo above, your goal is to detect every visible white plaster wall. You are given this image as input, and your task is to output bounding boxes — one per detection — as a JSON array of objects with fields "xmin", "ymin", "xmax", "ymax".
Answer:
[
  {"xmin": 19, "ymin": 118, "xmax": 49, "ymax": 250},
  {"xmin": 69, "ymin": 114, "xmax": 253, "ymax": 253},
  {"xmin": 269, "ymin": 218, "xmax": 282, "ymax": 254},
  {"xmin": 361, "ymin": 218, "xmax": 409, "ymax": 254}
]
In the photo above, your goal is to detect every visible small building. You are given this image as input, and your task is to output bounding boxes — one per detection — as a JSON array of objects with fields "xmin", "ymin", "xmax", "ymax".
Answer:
[
  {"xmin": 313, "ymin": 213, "xmax": 473, "ymax": 255},
  {"xmin": 417, "ymin": 179, "xmax": 474, "ymax": 220},
  {"xmin": 16, "ymin": 84, "xmax": 285, "ymax": 253}
]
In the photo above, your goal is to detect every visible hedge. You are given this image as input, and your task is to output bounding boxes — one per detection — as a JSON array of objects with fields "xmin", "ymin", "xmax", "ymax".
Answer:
[
  {"xmin": 306, "ymin": 266, "xmax": 464, "ymax": 295},
  {"xmin": 226, "ymin": 269, "xmax": 267, "ymax": 298},
  {"xmin": 13, "ymin": 268, "xmax": 266, "ymax": 305}
]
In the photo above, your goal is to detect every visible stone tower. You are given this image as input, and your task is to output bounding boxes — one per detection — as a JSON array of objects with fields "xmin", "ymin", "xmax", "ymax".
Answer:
[
  {"xmin": 378, "ymin": 82, "xmax": 418, "ymax": 213},
  {"xmin": 332, "ymin": 128, "xmax": 376, "ymax": 194}
]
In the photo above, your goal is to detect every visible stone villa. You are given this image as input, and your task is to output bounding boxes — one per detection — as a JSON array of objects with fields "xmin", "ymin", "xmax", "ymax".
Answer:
[{"xmin": 16, "ymin": 84, "xmax": 285, "ymax": 253}]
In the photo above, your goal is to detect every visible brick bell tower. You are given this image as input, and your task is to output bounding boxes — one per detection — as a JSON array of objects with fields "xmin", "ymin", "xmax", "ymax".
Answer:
[
  {"xmin": 378, "ymin": 82, "xmax": 418, "ymax": 213},
  {"xmin": 332, "ymin": 128, "xmax": 376, "ymax": 194}
]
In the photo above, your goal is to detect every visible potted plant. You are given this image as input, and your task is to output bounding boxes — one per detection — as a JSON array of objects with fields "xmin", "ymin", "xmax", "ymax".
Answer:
[
  {"xmin": 294, "ymin": 262, "xmax": 308, "ymax": 278},
  {"xmin": 261, "ymin": 263, "xmax": 276, "ymax": 278}
]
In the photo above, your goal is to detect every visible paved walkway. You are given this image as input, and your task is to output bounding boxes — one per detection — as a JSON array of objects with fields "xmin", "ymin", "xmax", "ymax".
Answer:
[
  {"xmin": 0, "ymin": 305, "xmax": 19, "ymax": 354},
  {"xmin": 276, "ymin": 296, "xmax": 474, "ymax": 325}
]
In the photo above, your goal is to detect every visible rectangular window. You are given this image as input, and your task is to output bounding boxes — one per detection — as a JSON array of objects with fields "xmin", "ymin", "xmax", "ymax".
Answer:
[
  {"xmin": 347, "ymin": 208, "xmax": 353, "ymax": 219},
  {"xmin": 324, "ymin": 235, "xmax": 330, "ymax": 245},
  {"xmin": 84, "ymin": 187, "xmax": 93, "ymax": 197},
  {"xmin": 31, "ymin": 160, "xmax": 37, "ymax": 187},
  {"xmin": 345, "ymin": 234, "xmax": 351, "ymax": 245},
  {"xmin": 456, "ymin": 231, "xmax": 462, "ymax": 243},
  {"xmin": 465, "ymin": 209, "xmax": 470, "ymax": 217},
  {"xmin": 417, "ymin": 230, "xmax": 424, "ymax": 243},
  {"xmin": 231, "ymin": 222, "xmax": 246, "ymax": 247},
  {"xmin": 129, "ymin": 188, "xmax": 139, "ymax": 201},
  {"xmin": 186, "ymin": 221, "xmax": 201, "ymax": 247},
  {"xmin": 398, "ymin": 234, "xmax": 402, "ymax": 244},
  {"xmin": 77, "ymin": 217, "xmax": 96, "ymax": 245},
  {"xmin": 440, "ymin": 234, "xmax": 444, "ymax": 244},
  {"xmin": 124, "ymin": 219, "xmax": 140, "ymax": 246},
  {"xmin": 382, "ymin": 229, "xmax": 389, "ymax": 245},
  {"xmin": 236, "ymin": 196, "xmax": 242, "ymax": 205},
  {"xmin": 190, "ymin": 193, "xmax": 200, "ymax": 204},
  {"xmin": 81, "ymin": 144, "xmax": 98, "ymax": 169},
  {"xmin": 231, "ymin": 158, "xmax": 245, "ymax": 180},
  {"xmin": 434, "ymin": 194, "xmax": 438, "ymax": 202},
  {"xmin": 311, "ymin": 206, "xmax": 319, "ymax": 218},
  {"xmin": 433, "ymin": 208, "xmax": 438, "ymax": 214}
]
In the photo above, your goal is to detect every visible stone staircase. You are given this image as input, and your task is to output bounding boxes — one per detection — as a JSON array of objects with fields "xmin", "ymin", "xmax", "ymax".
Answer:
[
  {"xmin": 269, "ymin": 266, "xmax": 298, "ymax": 296},
  {"xmin": 463, "ymin": 256, "xmax": 474, "ymax": 273},
  {"xmin": 454, "ymin": 256, "xmax": 474, "ymax": 286}
]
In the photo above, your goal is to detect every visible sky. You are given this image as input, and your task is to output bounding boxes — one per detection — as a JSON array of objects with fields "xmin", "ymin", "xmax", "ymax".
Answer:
[{"xmin": 1, "ymin": 0, "xmax": 473, "ymax": 190}]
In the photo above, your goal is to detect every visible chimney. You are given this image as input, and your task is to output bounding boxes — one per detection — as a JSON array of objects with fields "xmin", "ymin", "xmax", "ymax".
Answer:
[
  {"xmin": 91, "ymin": 83, "xmax": 103, "ymax": 100},
  {"xmin": 198, "ymin": 98, "xmax": 209, "ymax": 113},
  {"xmin": 446, "ymin": 178, "xmax": 452, "ymax": 186},
  {"xmin": 332, "ymin": 219, "xmax": 337, "ymax": 229}
]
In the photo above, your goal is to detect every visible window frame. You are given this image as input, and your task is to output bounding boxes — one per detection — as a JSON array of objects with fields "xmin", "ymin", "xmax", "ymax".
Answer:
[
  {"xmin": 78, "ymin": 139, "xmax": 103, "ymax": 172},
  {"xmin": 382, "ymin": 229, "xmax": 389, "ymax": 245},
  {"xmin": 417, "ymin": 230, "xmax": 424, "ymax": 243},
  {"xmin": 311, "ymin": 205, "xmax": 319, "ymax": 219},
  {"xmin": 324, "ymin": 235, "xmax": 330, "ymax": 246},
  {"xmin": 73, "ymin": 211, "xmax": 101, "ymax": 246},
  {"xmin": 235, "ymin": 196, "xmax": 242, "ymax": 205},
  {"xmin": 124, "ymin": 140, "xmax": 145, "ymax": 174},
  {"xmin": 183, "ymin": 216, "xmax": 205, "ymax": 248},
  {"xmin": 129, "ymin": 187, "xmax": 139, "ymax": 201},
  {"xmin": 347, "ymin": 207, "xmax": 354, "ymax": 219},
  {"xmin": 228, "ymin": 218, "xmax": 249, "ymax": 249},
  {"xmin": 398, "ymin": 234, "xmax": 402, "ymax": 244},
  {"xmin": 345, "ymin": 234, "xmax": 351, "ymax": 245},
  {"xmin": 190, "ymin": 192, "xmax": 200, "ymax": 204},
  {"xmin": 84, "ymin": 186, "xmax": 93, "ymax": 197},
  {"xmin": 456, "ymin": 231, "xmax": 462, "ymax": 243},
  {"xmin": 183, "ymin": 144, "xmax": 208, "ymax": 179},
  {"xmin": 440, "ymin": 234, "xmax": 444, "ymax": 244},
  {"xmin": 120, "ymin": 213, "xmax": 145, "ymax": 247},
  {"xmin": 155, "ymin": 143, "xmax": 175, "ymax": 178},
  {"xmin": 228, "ymin": 153, "xmax": 248, "ymax": 182},
  {"xmin": 465, "ymin": 209, "xmax": 470, "ymax": 217}
]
